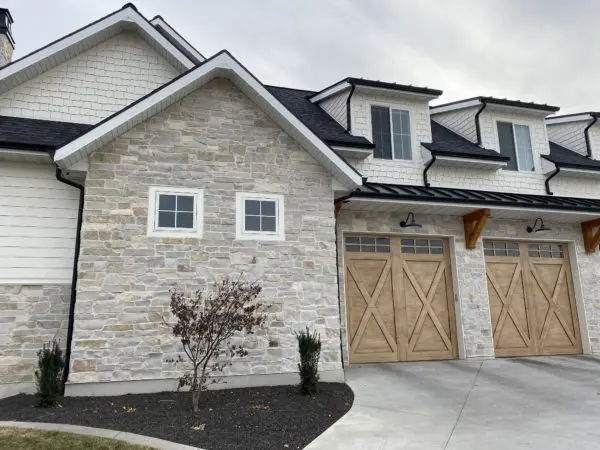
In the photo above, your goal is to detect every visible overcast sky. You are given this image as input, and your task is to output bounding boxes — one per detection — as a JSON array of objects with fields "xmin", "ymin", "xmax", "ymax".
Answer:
[{"xmin": 3, "ymin": 0, "xmax": 597, "ymax": 113}]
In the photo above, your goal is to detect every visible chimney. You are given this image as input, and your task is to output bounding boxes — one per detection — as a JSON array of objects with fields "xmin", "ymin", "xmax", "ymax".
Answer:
[{"xmin": 0, "ymin": 8, "xmax": 14, "ymax": 66}]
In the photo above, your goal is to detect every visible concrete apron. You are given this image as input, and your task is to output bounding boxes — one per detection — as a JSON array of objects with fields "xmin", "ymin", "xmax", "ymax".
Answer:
[
  {"xmin": 0, "ymin": 421, "xmax": 200, "ymax": 450},
  {"xmin": 306, "ymin": 356, "xmax": 600, "ymax": 450}
]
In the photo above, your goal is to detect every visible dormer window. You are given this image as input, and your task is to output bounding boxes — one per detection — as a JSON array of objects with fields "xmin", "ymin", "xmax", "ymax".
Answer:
[
  {"xmin": 371, "ymin": 106, "xmax": 412, "ymax": 160},
  {"xmin": 497, "ymin": 121, "xmax": 534, "ymax": 171}
]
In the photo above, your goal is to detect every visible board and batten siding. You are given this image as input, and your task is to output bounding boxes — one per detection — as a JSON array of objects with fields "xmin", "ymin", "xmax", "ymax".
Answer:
[{"xmin": 0, "ymin": 161, "xmax": 78, "ymax": 284}]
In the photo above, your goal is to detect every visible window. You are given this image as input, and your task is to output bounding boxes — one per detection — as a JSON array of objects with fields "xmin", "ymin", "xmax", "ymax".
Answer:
[
  {"xmin": 484, "ymin": 241, "xmax": 519, "ymax": 257},
  {"xmin": 236, "ymin": 193, "xmax": 284, "ymax": 241},
  {"xmin": 147, "ymin": 186, "xmax": 203, "ymax": 237},
  {"xmin": 401, "ymin": 239, "xmax": 444, "ymax": 255},
  {"xmin": 371, "ymin": 105, "xmax": 412, "ymax": 160},
  {"xmin": 528, "ymin": 243, "xmax": 564, "ymax": 259},
  {"xmin": 497, "ymin": 121, "xmax": 534, "ymax": 171},
  {"xmin": 345, "ymin": 235, "xmax": 390, "ymax": 253}
]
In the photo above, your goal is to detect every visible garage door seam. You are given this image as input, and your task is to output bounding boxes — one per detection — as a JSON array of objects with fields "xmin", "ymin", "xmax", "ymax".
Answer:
[{"xmin": 443, "ymin": 360, "xmax": 484, "ymax": 450}]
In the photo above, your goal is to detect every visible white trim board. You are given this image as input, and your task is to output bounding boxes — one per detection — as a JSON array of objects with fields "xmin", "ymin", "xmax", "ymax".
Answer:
[
  {"xmin": 54, "ymin": 51, "xmax": 362, "ymax": 189},
  {"xmin": 150, "ymin": 16, "xmax": 205, "ymax": 63},
  {"xmin": 0, "ymin": 5, "xmax": 195, "ymax": 94}
]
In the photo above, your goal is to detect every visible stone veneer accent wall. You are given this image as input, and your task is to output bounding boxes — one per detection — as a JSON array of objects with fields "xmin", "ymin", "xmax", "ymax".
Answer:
[
  {"xmin": 0, "ymin": 284, "xmax": 70, "ymax": 387},
  {"xmin": 337, "ymin": 209, "xmax": 600, "ymax": 361},
  {"xmin": 68, "ymin": 78, "xmax": 342, "ymax": 388}
]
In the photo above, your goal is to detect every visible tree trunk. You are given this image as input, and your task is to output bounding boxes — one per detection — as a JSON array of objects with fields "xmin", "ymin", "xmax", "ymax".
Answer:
[{"xmin": 192, "ymin": 388, "xmax": 200, "ymax": 413}]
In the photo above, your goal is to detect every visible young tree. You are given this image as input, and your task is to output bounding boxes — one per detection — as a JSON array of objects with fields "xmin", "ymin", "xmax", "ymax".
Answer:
[{"xmin": 168, "ymin": 277, "xmax": 268, "ymax": 412}]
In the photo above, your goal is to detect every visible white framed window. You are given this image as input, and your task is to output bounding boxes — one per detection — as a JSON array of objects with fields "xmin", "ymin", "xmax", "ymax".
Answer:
[
  {"xmin": 371, "ymin": 105, "xmax": 412, "ymax": 160},
  {"xmin": 236, "ymin": 192, "xmax": 285, "ymax": 241},
  {"xmin": 496, "ymin": 121, "xmax": 534, "ymax": 172},
  {"xmin": 147, "ymin": 186, "xmax": 203, "ymax": 238}
]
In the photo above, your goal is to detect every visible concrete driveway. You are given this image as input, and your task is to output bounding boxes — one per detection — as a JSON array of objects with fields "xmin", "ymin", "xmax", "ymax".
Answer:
[{"xmin": 306, "ymin": 357, "xmax": 600, "ymax": 449}]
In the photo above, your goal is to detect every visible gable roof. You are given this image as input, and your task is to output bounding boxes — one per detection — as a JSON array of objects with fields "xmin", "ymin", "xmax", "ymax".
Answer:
[
  {"xmin": 266, "ymin": 86, "xmax": 373, "ymax": 149},
  {"xmin": 0, "ymin": 116, "xmax": 91, "ymax": 151},
  {"xmin": 545, "ymin": 142, "xmax": 600, "ymax": 171},
  {"xmin": 0, "ymin": 4, "xmax": 198, "ymax": 95},
  {"xmin": 53, "ymin": 50, "xmax": 363, "ymax": 189},
  {"xmin": 424, "ymin": 121, "xmax": 509, "ymax": 161}
]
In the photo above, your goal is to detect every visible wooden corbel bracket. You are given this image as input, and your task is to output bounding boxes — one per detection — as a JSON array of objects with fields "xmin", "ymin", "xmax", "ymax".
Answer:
[
  {"xmin": 581, "ymin": 218, "xmax": 600, "ymax": 253},
  {"xmin": 463, "ymin": 209, "xmax": 491, "ymax": 249}
]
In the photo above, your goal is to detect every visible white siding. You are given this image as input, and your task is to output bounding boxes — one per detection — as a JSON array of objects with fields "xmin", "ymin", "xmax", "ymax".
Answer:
[
  {"xmin": 319, "ymin": 90, "xmax": 349, "ymax": 129},
  {"xmin": 0, "ymin": 162, "xmax": 79, "ymax": 284},
  {"xmin": 0, "ymin": 32, "xmax": 181, "ymax": 124},
  {"xmin": 547, "ymin": 121, "xmax": 588, "ymax": 156},
  {"xmin": 431, "ymin": 107, "xmax": 478, "ymax": 143}
]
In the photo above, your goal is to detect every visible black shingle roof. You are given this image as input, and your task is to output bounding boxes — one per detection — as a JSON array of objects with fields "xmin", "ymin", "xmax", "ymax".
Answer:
[
  {"xmin": 0, "ymin": 116, "xmax": 92, "ymax": 151},
  {"xmin": 545, "ymin": 142, "xmax": 600, "ymax": 171},
  {"xmin": 424, "ymin": 121, "xmax": 509, "ymax": 161},
  {"xmin": 266, "ymin": 86, "xmax": 374, "ymax": 149},
  {"xmin": 340, "ymin": 182, "xmax": 600, "ymax": 213}
]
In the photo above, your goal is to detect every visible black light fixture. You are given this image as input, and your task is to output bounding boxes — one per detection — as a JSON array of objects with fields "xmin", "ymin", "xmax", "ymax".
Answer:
[
  {"xmin": 527, "ymin": 217, "xmax": 551, "ymax": 233},
  {"xmin": 400, "ymin": 212, "xmax": 422, "ymax": 228}
]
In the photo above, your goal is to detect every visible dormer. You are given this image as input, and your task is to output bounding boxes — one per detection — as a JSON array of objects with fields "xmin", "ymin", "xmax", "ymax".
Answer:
[
  {"xmin": 309, "ymin": 77, "xmax": 442, "ymax": 160},
  {"xmin": 431, "ymin": 97, "xmax": 559, "ymax": 173}
]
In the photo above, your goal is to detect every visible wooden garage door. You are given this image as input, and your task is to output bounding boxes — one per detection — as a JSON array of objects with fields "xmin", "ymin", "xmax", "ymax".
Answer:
[
  {"xmin": 484, "ymin": 241, "xmax": 582, "ymax": 357},
  {"xmin": 345, "ymin": 235, "xmax": 457, "ymax": 363}
]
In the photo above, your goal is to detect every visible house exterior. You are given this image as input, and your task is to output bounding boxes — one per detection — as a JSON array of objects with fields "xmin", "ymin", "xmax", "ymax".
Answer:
[{"xmin": 2, "ymin": 4, "xmax": 600, "ymax": 398}]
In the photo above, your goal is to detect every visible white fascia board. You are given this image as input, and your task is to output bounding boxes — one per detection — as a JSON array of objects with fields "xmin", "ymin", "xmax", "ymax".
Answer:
[
  {"xmin": 546, "ymin": 114, "xmax": 593, "ymax": 125},
  {"xmin": 54, "ymin": 52, "xmax": 362, "ymax": 189},
  {"xmin": 309, "ymin": 81, "xmax": 352, "ymax": 103},
  {"xmin": 355, "ymin": 85, "xmax": 440, "ymax": 101},
  {"xmin": 433, "ymin": 155, "xmax": 508, "ymax": 169},
  {"xmin": 150, "ymin": 17, "xmax": 205, "ymax": 62},
  {"xmin": 544, "ymin": 167, "xmax": 600, "ymax": 179},
  {"xmin": 430, "ymin": 99, "xmax": 482, "ymax": 114},
  {"xmin": 0, "ymin": 7, "xmax": 194, "ymax": 86},
  {"xmin": 346, "ymin": 197, "xmax": 600, "ymax": 218}
]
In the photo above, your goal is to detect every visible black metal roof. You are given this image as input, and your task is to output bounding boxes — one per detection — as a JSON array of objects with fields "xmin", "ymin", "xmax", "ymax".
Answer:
[
  {"xmin": 544, "ymin": 142, "xmax": 600, "ymax": 171},
  {"xmin": 0, "ymin": 116, "xmax": 92, "ymax": 151},
  {"xmin": 345, "ymin": 78, "xmax": 443, "ymax": 96},
  {"xmin": 424, "ymin": 121, "xmax": 509, "ymax": 161},
  {"xmin": 432, "ymin": 96, "xmax": 559, "ymax": 113},
  {"xmin": 267, "ymin": 85, "xmax": 374, "ymax": 148},
  {"xmin": 340, "ymin": 182, "xmax": 600, "ymax": 213}
]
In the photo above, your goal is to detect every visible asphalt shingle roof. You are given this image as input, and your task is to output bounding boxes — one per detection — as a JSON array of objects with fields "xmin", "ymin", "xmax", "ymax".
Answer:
[
  {"xmin": 545, "ymin": 142, "xmax": 600, "ymax": 171},
  {"xmin": 0, "ymin": 116, "xmax": 92, "ymax": 151},
  {"xmin": 266, "ymin": 85, "xmax": 374, "ymax": 148},
  {"xmin": 424, "ymin": 121, "xmax": 509, "ymax": 161}
]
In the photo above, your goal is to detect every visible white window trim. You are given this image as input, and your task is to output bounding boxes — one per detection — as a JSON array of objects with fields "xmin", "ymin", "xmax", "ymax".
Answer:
[
  {"xmin": 147, "ymin": 186, "xmax": 203, "ymax": 238},
  {"xmin": 494, "ymin": 119, "xmax": 536, "ymax": 172},
  {"xmin": 368, "ymin": 103, "xmax": 415, "ymax": 161},
  {"xmin": 236, "ymin": 192, "xmax": 285, "ymax": 241}
]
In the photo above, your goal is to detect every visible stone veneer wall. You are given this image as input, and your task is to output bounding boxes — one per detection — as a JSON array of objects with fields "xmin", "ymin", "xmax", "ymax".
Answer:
[
  {"xmin": 0, "ymin": 284, "xmax": 70, "ymax": 388},
  {"xmin": 337, "ymin": 209, "xmax": 600, "ymax": 362},
  {"xmin": 68, "ymin": 78, "xmax": 342, "ymax": 388}
]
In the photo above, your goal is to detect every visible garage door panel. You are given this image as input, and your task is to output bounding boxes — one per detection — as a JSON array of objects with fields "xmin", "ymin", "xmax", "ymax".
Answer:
[
  {"xmin": 345, "ymin": 235, "xmax": 457, "ymax": 364},
  {"xmin": 484, "ymin": 240, "xmax": 581, "ymax": 357}
]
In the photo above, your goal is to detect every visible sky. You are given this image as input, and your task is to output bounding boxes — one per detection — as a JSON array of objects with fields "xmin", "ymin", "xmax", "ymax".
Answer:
[{"xmin": 3, "ymin": 0, "xmax": 598, "ymax": 113}]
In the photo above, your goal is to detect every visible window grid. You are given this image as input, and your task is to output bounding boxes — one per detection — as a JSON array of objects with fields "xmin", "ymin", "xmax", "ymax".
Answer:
[
  {"xmin": 371, "ymin": 105, "xmax": 412, "ymax": 161},
  {"xmin": 345, "ymin": 236, "xmax": 390, "ymax": 253},
  {"xmin": 390, "ymin": 109, "xmax": 412, "ymax": 160},
  {"xmin": 156, "ymin": 193, "xmax": 195, "ymax": 230},
  {"xmin": 244, "ymin": 199, "xmax": 277, "ymax": 233},
  {"xmin": 400, "ymin": 239, "xmax": 444, "ymax": 255},
  {"xmin": 483, "ymin": 241, "xmax": 520, "ymax": 257},
  {"xmin": 528, "ymin": 243, "xmax": 564, "ymax": 259}
]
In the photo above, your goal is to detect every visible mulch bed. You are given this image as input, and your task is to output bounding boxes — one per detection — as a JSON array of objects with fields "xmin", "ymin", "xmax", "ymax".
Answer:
[{"xmin": 0, "ymin": 383, "xmax": 353, "ymax": 450}]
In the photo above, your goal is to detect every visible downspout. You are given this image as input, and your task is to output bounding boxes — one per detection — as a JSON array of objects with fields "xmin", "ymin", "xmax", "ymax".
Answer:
[
  {"xmin": 423, "ymin": 154, "xmax": 437, "ymax": 187},
  {"xmin": 333, "ymin": 201, "xmax": 345, "ymax": 370},
  {"xmin": 54, "ymin": 165, "xmax": 85, "ymax": 388},
  {"xmin": 544, "ymin": 164, "xmax": 560, "ymax": 195},
  {"xmin": 345, "ymin": 83, "xmax": 355, "ymax": 132},
  {"xmin": 584, "ymin": 114, "xmax": 598, "ymax": 159},
  {"xmin": 474, "ymin": 99, "xmax": 488, "ymax": 146}
]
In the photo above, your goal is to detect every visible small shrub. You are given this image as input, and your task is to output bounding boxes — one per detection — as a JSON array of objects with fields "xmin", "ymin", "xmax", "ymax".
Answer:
[
  {"xmin": 296, "ymin": 327, "xmax": 321, "ymax": 395},
  {"xmin": 34, "ymin": 340, "xmax": 65, "ymax": 407},
  {"xmin": 167, "ymin": 277, "xmax": 268, "ymax": 412}
]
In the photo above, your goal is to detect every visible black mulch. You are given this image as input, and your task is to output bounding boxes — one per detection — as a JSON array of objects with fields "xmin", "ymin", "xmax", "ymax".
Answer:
[{"xmin": 0, "ymin": 383, "xmax": 353, "ymax": 450}]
